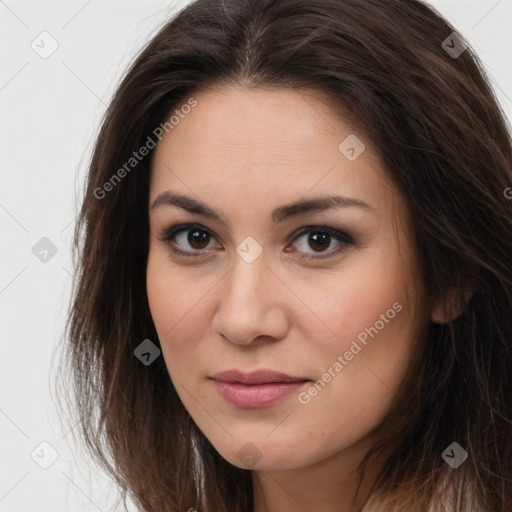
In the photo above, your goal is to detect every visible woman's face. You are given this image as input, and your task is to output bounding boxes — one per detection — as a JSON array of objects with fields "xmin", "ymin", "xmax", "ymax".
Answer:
[{"xmin": 147, "ymin": 86, "xmax": 427, "ymax": 472}]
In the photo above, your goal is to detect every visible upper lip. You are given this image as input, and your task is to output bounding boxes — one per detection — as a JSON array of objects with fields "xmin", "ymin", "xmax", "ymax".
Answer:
[{"xmin": 211, "ymin": 369, "xmax": 309, "ymax": 385}]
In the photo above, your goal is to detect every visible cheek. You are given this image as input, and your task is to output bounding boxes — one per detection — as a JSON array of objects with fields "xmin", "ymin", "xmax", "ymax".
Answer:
[
  {"xmin": 296, "ymin": 245, "xmax": 419, "ymax": 422},
  {"xmin": 304, "ymin": 247, "xmax": 412, "ymax": 355},
  {"xmin": 146, "ymin": 251, "xmax": 214, "ymax": 367}
]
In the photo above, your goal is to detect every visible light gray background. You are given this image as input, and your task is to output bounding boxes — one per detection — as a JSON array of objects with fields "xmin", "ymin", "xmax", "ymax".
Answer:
[{"xmin": 1, "ymin": 1, "xmax": 511, "ymax": 511}]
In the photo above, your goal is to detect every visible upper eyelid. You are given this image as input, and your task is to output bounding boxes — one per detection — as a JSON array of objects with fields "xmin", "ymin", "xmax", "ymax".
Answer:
[
  {"xmin": 293, "ymin": 225, "xmax": 353, "ymax": 242},
  {"xmin": 161, "ymin": 223, "xmax": 353, "ymax": 250}
]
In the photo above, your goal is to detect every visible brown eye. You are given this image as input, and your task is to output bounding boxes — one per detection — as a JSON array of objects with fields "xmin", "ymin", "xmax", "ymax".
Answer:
[
  {"xmin": 289, "ymin": 226, "xmax": 354, "ymax": 259},
  {"xmin": 187, "ymin": 229, "xmax": 211, "ymax": 249},
  {"xmin": 159, "ymin": 223, "xmax": 353, "ymax": 261},
  {"xmin": 160, "ymin": 223, "xmax": 219, "ymax": 256},
  {"xmin": 307, "ymin": 231, "xmax": 331, "ymax": 252}
]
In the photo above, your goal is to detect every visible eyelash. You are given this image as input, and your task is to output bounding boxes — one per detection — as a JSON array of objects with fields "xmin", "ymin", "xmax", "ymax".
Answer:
[{"xmin": 157, "ymin": 223, "xmax": 354, "ymax": 261}]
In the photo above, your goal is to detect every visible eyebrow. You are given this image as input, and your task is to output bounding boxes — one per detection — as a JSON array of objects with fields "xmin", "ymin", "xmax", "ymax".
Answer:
[{"xmin": 150, "ymin": 191, "xmax": 376, "ymax": 224}]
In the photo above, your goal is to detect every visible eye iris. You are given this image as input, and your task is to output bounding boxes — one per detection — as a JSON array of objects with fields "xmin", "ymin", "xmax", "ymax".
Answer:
[
  {"xmin": 188, "ymin": 229, "xmax": 210, "ymax": 249},
  {"xmin": 308, "ymin": 231, "xmax": 330, "ymax": 252}
]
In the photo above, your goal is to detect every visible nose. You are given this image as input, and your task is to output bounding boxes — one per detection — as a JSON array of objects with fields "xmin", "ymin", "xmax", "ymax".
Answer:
[{"xmin": 211, "ymin": 252, "xmax": 289, "ymax": 346}]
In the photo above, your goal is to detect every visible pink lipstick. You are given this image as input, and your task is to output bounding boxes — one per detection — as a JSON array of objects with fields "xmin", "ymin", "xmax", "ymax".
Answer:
[{"xmin": 211, "ymin": 369, "xmax": 309, "ymax": 408}]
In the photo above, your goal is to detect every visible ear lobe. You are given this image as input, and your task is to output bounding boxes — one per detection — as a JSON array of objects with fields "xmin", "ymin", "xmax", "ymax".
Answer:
[{"xmin": 431, "ymin": 284, "xmax": 477, "ymax": 324}]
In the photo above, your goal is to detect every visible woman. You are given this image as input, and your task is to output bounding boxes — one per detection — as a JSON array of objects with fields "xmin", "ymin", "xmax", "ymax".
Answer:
[{"xmin": 61, "ymin": 0, "xmax": 512, "ymax": 510}]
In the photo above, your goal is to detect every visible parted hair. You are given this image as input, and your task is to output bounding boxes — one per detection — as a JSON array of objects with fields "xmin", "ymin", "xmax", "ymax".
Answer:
[{"xmin": 58, "ymin": 0, "xmax": 512, "ymax": 510}]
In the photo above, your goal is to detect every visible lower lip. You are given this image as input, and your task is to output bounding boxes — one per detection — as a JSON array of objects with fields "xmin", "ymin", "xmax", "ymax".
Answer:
[{"xmin": 212, "ymin": 379, "xmax": 308, "ymax": 408}]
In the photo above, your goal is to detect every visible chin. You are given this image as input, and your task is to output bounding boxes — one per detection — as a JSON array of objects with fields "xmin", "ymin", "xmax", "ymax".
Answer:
[{"xmin": 207, "ymin": 436, "xmax": 313, "ymax": 471}]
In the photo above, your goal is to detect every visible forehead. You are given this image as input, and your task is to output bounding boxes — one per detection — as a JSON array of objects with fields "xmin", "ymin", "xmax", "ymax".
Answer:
[
  {"xmin": 150, "ymin": 86, "xmax": 390, "ymax": 200},
  {"xmin": 161, "ymin": 87, "xmax": 352, "ymax": 153}
]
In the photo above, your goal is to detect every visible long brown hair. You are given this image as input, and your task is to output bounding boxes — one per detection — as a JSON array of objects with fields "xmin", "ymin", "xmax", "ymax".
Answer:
[{"xmin": 57, "ymin": 0, "xmax": 512, "ymax": 510}]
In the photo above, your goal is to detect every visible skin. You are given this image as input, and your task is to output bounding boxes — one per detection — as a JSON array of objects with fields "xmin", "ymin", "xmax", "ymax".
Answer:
[{"xmin": 146, "ymin": 85, "xmax": 437, "ymax": 511}]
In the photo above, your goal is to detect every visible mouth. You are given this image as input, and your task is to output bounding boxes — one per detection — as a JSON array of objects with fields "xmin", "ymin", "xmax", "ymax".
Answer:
[{"xmin": 210, "ymin": 369, "xmax": 310, "ymax": 408}]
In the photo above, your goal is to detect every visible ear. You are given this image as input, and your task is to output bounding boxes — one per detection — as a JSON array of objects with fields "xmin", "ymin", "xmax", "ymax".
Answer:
[{"xmin": 431, "ymin": 284, "xmax": 477, "ymax": 324}]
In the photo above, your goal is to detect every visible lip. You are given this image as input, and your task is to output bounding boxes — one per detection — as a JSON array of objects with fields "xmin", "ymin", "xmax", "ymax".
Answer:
[
  {"xmin": 211, "ymin": 369, "xmax": 308, "ymax": 384},
  {"xmin": 210, "ymin": 369, "xmax": 310, "ymax": 408}
]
